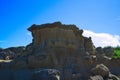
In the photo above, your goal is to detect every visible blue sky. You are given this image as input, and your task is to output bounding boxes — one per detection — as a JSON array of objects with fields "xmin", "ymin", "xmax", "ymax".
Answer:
[{"xmin": 0, "ymin": 0, "xmax": 120, "ymax": 48}]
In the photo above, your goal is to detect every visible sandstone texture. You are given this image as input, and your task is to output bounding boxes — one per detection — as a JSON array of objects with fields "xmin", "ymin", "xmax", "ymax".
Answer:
[{"xmin": 25, "ymin": 22, "xmax": 95, "ymax": 69}]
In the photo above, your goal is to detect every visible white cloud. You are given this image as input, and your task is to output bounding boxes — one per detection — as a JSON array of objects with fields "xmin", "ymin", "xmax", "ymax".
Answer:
[{"xmin": 83, "ymin": 30, "xmax": 120, "ymax": 47}]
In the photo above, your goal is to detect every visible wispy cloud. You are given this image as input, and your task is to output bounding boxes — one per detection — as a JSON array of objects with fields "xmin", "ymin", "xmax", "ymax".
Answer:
[
  {"xmin": 83, "ymin": 30, "xmax": 120, "ymax": 47},
  {"xmin": 27, "ymin": 32, "xmax": 31, "ymax": 36}
]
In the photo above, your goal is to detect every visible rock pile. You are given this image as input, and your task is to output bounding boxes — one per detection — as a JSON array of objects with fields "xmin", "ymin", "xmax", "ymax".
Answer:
[
  {"xmin": 0, "ymin": 46, "xmax": 25, "ymax": 60},
  {"xmin": 90, "ymin": 64, "xmax": 120, "ymax": 80}
]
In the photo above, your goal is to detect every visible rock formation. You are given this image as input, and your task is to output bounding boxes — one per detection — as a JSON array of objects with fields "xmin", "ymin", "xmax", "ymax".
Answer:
[
  {"xmin": 24, "ymin": 21, "xmax": 96, "ymax": 70},
  {"xmin": 0, "ymin": 21, "xmax": 120, "ymax": 80}
]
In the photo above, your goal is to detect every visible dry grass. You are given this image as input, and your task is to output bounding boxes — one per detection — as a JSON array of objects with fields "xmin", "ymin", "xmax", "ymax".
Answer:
[{"xmin": 0, "ymin": 59, "xmax": 12, "ymax": 62}]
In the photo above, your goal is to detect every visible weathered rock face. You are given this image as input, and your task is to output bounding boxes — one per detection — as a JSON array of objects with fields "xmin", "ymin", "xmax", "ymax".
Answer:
[
  {"xmin": 84, "ymin": 37, "xmax": 96, "ymax": 55},
  {"xmin": 28, "ymin": 22, "xmax": 83, "ymax": 49},
  {"xmin": 25, "ymin": 22, "xmax": 96, "ymax": 69}
]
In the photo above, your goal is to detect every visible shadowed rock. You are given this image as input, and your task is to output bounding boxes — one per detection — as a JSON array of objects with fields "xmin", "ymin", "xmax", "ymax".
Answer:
[{"xmin": 32, "ymin": 69, "xmax": 60, "ymax": 80}]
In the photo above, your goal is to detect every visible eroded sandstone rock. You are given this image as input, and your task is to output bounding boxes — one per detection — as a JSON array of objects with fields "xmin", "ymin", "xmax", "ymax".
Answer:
[{"xmin": 25, "ymin": 21, "xmax": 96, "ymax": 69}]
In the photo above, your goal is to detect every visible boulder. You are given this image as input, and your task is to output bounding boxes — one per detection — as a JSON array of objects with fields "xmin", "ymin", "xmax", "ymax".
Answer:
[
  {"xmin": 89, "ymin": 75, "xmax": 104, "ymax": 80},
  {"xmin": 96, "ymin": 47, "xmax": 105, "ymax": 62},
  {"xmin": 91, "ymin": 64, "xmax": 110, "ymax": 78},
  {"xmin": 96, "ymin": 47, "xmax": 105, "ymax": 55},
  {"xmin": 109, "ymin": 74, "xmax": 120, "ymax": 80},
  {"xmin": 103, "ymin": 47, "xmax": 114, "ymax": 57}
]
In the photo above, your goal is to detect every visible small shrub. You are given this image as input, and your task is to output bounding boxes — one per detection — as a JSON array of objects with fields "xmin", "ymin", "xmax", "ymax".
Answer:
[{"xmin": 113, "ymin": 47, "xmax": 120, "ymax": 59}]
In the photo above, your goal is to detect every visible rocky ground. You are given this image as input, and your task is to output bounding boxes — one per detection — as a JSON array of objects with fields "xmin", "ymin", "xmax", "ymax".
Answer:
[{"xmin": 0, "ymin": 22, "xmax": 120, "ymax": 80}]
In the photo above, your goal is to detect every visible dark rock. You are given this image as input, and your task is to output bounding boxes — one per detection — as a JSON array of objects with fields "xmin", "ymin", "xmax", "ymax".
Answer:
[
  {"xmin": 0, "ymin": 60, "xmax": 13, "ymax": 69},
  {"xmin": 84, "ymin": 37, "xmax": 96, "ymax": 55},
  {"xmin": 0, "ymin": 46, "xmax": 25, "ymax": 60},
  {"xmin": 96, "ymin": 47, "xmax": 104, "ymax": 55},
  {"xmin": 8, "ymin": 46, "xmax": 25, "ymax": 53},
  {"xmin": 0, "ymin": 48, "xmax": 3, "ymax": 52},
  {"xmin": 103, "ymin": 47, "xmax": 114, "ymax": 57},
  {"xmin": 0, "ymin": 51, "xmax": 6, "ymax": 59},
  {"xmin": 96, "ymin": 47, "xmax": 105, "ymax": 62},
  {"xmin": 0, "ymin": 50, "xmax": 14, "ymax": 59},
  {"xmin": 32, "ymin": 69, "xmax": 60, "ymax": 80}
]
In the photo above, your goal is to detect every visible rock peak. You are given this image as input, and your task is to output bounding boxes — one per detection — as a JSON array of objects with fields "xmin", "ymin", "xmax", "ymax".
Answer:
[{"xmin": 28, "ymin": 21, "xmax": 78, "ymax": 31}]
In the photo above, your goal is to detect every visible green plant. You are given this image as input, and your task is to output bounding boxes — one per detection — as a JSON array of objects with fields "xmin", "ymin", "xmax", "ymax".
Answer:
[{"xmin": 113, "ymin": 47, "xmax": 120, "ymax": 59}]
